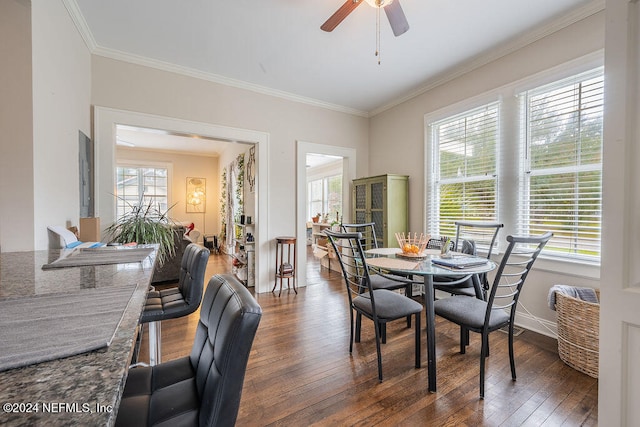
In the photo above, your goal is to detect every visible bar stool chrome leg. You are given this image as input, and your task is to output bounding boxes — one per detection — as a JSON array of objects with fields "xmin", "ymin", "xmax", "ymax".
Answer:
[{"xmin": 148, "ymin": 321, "xmax": 161, "ymax": 366}]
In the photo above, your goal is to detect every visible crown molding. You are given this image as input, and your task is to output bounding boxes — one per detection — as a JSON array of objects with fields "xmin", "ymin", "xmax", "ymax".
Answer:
[
  {"xmin": 369, "ymin": 0, "xmax": 605, "ymax": 117},
  {"xmin": 90, "ymin": 45, "xmax": 370, "ymax": 118},
  {"xmin": 63, "ymin": 1, "xmax": 368, "ymax": 118},
  {"xmin": 63, "ymin": 0, "xmax": 97, "ymax": 51},
  {"xmin": 65, "ymin": 0, "xmax": 603, "ymax": 119}
]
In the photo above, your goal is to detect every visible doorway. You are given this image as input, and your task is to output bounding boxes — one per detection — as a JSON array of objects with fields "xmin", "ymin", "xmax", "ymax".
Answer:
[
  {"xmin": 305, "ymin": 153, "xmax": 344, "ymax": 284},
  {"xmin": 296, "ymin": 141, "xmax": 356, "ymax": 289},
  {"xmin": 94, "ymin": 107, "xmax": 271, "ymax": 293}
]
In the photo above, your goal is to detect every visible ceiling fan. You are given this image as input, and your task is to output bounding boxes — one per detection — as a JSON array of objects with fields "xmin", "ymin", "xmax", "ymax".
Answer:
[{"xmin": 321, "ymin": 0, "xmax": 409, "ymax": 37}]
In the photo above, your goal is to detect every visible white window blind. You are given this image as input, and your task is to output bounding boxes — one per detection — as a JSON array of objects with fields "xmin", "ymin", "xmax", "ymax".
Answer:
[
  {"xmin": 518, "ymin": 68, "xmax": 604, "ymax": 259},
  {"xmin": 308, "ymin": 179, "xmax": 323, "ymax": 219},
  {"xmin": 115, "ymin": 166, "xmax": 169, "ymax": 219},
  {"xmin": 429, "ymin": 102, "xmax": 499, "ymax": 238},
  {"xmin": 308, "ymin": 174, "xmax": 342, "ymax": 221}
]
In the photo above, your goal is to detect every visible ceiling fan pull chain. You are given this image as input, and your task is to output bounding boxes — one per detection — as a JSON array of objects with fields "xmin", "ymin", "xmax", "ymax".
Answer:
[{"xmin": 376, "ymin": 5, "xmax": 381, "ymax": 65}]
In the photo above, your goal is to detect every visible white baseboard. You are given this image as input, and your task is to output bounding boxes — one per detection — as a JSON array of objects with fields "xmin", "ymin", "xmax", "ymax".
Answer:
[{"xmin": 514, "ymin": 311, "xmax": 558, "ymax": 339}]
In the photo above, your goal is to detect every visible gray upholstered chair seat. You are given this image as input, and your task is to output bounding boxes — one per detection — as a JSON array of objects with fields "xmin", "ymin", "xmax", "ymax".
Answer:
[
  {"xmin": 434, "ymin": 296, "xmax": 509, "ymax": 330},
  {"xmin": 368, "ymin": 274, "xmax": 411, "ymax": 291},
  {"xmin": 354, "ymin": 290, "xmax": 422, "ymax": 320},
  {"xmin": 117, "ymin": 274, "xmax": 262, "ymax": 427}
]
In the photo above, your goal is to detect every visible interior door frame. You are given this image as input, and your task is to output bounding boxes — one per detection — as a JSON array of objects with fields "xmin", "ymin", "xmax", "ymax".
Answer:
[
  {"xmin": 94, "ymin": 106, "xmax": 272, "ymax": 293},
  {"xmin": 599, "ymin": 0, "xmax": 640, "ymax": 423},
  {"xmin": 296, "ymin": 141, "xmax": 356, "ymax": 288}
]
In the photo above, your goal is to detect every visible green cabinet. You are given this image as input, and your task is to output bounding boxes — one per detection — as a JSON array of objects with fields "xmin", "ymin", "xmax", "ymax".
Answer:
[{"xmin": 352, "ymin": 174, "xmax": 408, "ymax": 248}]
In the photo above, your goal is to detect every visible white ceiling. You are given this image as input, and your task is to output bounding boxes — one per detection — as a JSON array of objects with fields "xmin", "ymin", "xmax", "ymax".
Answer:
[
  {"xmin": 116, "ymin": 125, "xmax": 244, "ymax": 157},
  {"xmin": 71, "ymin": 0, "xmax": 602, "ymax": 117},
  {"xmin": 76, "ymin": 0, "xmax": 602, "ymax": 155}
]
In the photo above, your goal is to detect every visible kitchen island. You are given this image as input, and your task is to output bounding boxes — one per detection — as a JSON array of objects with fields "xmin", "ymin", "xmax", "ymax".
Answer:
[{"xmin": 0, "ymin": 246, "xmax": 157, "ymax": 426}]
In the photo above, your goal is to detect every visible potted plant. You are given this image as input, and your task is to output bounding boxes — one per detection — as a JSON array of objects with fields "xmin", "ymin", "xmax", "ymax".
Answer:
[{"xmin": 105, "ymin": 198, "xmax": 177, "ymax": 267}]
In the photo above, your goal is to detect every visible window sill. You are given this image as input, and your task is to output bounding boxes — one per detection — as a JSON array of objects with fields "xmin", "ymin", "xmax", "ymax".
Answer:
[{"xmin": 501, "ymin": 252, "xmax": 600, "ymax": 280}]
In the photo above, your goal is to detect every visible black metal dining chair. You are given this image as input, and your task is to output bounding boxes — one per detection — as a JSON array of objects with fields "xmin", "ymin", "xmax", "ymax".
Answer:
[
  {"xmin": 433, "ymin": 221, "xmax": 504, "ymax": 300},
  {"xmin": 433, "ymin": 231, "xmax": 552, "ymax": 398},
  {"xmin": 342, "ymin": 222, "xmax": 414, "ymax": 291},
  {"xmin": 324, "ymin": 230, "xmax": 423, "ymax": 382},
  {"xmin": 340, "ymin": 222, "xmax": 415, "ymax": 327}
]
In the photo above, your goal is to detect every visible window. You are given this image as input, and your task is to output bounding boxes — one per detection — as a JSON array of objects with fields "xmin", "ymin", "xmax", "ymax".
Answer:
[
  {"xmin": 115, "ymin": 166, "xmax": 169, "ymax": 219},
  {"xmin": 308, "ymin": 174, "xmax": 343, "ymax": 221},
  {"xmin": 426, "ymin": 64, "xmax": 604, "ymax": 263},
  {"xmin": 519, "ymin": 68, "xmax": 604, "ymax": 259},
  {"xmin": 429, "ymin": 102, "xmax": 499, "ymax": 238}
]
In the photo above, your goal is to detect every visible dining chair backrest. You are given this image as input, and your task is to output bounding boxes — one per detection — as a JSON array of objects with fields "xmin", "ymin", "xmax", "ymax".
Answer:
[
  {"xmin": 325, "ymin": 230, "xmax": 372, "ymax": 301},
  {"xmin": 339, "ymin": 224, "xmax": 414, "ymax": 300},
  {"xmin": 426, "ymin": 237, "xmax": 455, "ymax": 251},
  {"xmin": 485, "ymin": 232, "xmax": 553, "ymax": 325},
  {"xmin": 341, "ymin": 223, "xmax": 379, "ymax": 251},
  {"xmin": 454, "ymin": 221, "xmax": 504, "ymax": 259},
  {"xmin": 452, "ymin": 221, "xmax": 504, "ymax": 295}
]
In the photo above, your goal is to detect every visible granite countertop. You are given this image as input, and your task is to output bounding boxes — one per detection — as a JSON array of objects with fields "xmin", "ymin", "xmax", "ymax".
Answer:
[{"xmin": 0, "ymin": 247, "xmax": 157, "ymax": 426}]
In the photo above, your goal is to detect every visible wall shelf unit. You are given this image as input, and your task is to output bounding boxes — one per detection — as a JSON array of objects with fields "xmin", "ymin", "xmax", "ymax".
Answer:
[{"xmin": 233, "ymin": 222, "xmax": 255, "ymax": 287}]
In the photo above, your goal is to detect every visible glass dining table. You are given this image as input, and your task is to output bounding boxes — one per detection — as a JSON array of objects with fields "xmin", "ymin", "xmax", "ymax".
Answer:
[{"xmin": 365, "ymin": 248, "xmax": 497, "ymax": 392}]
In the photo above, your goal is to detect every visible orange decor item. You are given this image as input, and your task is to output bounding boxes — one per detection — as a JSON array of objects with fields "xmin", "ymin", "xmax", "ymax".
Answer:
[{"xmin": 395, "ymin": 232, "xmax": 429, "ymax": 256}]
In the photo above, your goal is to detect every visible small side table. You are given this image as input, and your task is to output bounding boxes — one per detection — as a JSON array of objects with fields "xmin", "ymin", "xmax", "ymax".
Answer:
[{"xmin": 273, "ymin": 236, "xmax": 297, "ymax": 296}]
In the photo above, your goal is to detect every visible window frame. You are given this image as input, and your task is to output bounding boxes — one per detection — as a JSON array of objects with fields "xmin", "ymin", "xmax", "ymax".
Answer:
[
  {"xmin": 114, "ymin": 160, "xmax": 173, "ymax": 220},
  {"xmin": 426, "ymin": 99, "xmax": 501, "ymax": 243},
  {"xmin": 424, "ymin": 53, "xmax": 604, "ymax": 269},
  {"xmin": 307, "ymin": 173, "xmax": 343, "ymax": 221},
  {"xmin": 518, "ymin": 67, "xmax": 604, "ymax": 262}
]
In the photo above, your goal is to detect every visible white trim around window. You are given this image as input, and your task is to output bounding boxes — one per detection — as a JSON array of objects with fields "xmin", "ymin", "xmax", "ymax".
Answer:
[
  {"xmin": 424, "ymin": 52, "xmax": 604, "ymax": 274},
  {"xmin": 115, "ymin": 159, "xmax": 173, "ymax": 219}
]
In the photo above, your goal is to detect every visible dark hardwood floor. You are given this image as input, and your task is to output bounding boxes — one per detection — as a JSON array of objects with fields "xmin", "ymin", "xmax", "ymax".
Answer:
[{"xmin": 138, "ymin": 248, "xmax": 598, "ymax": 426}]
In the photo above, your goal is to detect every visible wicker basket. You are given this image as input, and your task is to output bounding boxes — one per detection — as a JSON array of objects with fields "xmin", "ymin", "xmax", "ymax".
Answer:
[{"xmin": 555, "ymin": 289, "xmax": 600, "ymax": 378}]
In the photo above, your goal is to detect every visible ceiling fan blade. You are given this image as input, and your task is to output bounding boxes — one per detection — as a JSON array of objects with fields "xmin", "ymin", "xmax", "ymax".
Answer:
[
  {"xmin": 384, "ymin": 0, "xmax": 409, "ymax": 37},
  {"xmin": 321, "ymin": 0, "xmax": 364, "ymax": 32}
]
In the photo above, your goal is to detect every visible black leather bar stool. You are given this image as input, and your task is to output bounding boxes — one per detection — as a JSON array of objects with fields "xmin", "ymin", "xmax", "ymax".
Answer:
[
  {"xmin": 141, "ymin": 243, "xmax": 209, "ymax": 365},
  {"xmin": 116, "ymin": 274, "xmax": 262, "ymax": 427}
]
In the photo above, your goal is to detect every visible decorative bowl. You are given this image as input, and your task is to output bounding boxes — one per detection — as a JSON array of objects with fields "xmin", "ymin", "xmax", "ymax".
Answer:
[{"xmin": 395, "ymin": 232, "xmax": 430, "ymax": 257}]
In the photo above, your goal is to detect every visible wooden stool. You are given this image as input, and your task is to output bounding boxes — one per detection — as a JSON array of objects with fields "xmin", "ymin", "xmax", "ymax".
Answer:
[{"xmin": 273, "ymin": 236, "xmax": 297, "ymax": 296}]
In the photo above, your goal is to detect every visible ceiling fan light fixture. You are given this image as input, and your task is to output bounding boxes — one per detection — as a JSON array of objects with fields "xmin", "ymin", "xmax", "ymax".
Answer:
[{"xmin": 364, "ymin": 0, "xmax": 394, "ymax": 8}]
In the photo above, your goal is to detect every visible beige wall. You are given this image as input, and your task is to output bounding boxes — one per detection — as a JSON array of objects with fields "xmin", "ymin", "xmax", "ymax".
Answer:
[
  {"xmin": 91, "ymin": 56, "xmax": 368, "ymax": 292},
  {"xmin": 0, "ymin": 0, "xmax": 34, "ymax": 251},
  {"xmin": 91, "ymin": 57, "xmax": 369, "ymax": 242},
  {"xmin": 0, "ymin": 0, "xmax": 91, "ymax": 252},
  {"xmin": 116, "ymin": 147, "xmax": 220, "ymax": 241},
  {"xmin": 368, "ymin": 11, "xmax": 605, "ymax": 332},
  {"xmin": 32, "ymin": 0, "xmax": 91, "ymax": 250}
]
